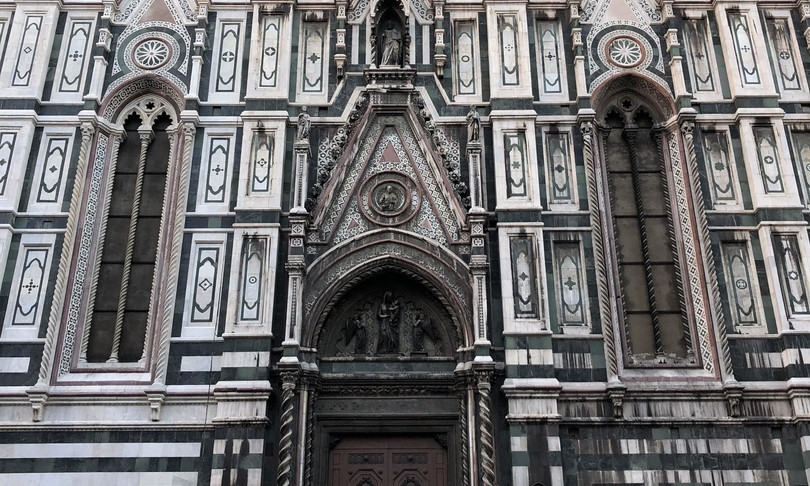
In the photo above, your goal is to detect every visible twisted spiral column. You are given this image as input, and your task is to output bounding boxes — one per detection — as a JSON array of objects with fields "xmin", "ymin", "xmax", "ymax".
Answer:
[
  {"xmin": 459, "ymin": 392, "xmax": 470, "ymax": 486},
  {"xmin": 681, "ymin": 121, "xmax": 735, "ymax": 380},
  {"xmin": 476, "ymin": 371, "xmax": 495, "ymax": 486},
  {"xmin": 37, "ymin": 123, "xmax": 96, "ymax": 384},
  {"xmin": 151, "ymin": 123, "xmax": 194, "ymax": 377},
  {"xmin": 277, "ymin": 372, "xmax": 298, "ymax": 486},
  {"xmin": 623, "ymin": 127, "xmax": 664, "ymax": 357},
  {"xmin": 108, "ymin": 130, "xmax": 152, "ymax": 362},
  {"xmin": 304, "ymin": 383, "xmax": 317, "ymax": 486},
  {"xmin": 580, "ymin": 121, "xmax": 620, "ymax": 381}
]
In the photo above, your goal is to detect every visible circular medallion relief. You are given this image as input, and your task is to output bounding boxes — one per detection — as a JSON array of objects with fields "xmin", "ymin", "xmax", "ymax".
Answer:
[
  {"xmin": 359, "ymin": 171, "xmax": 420, "ymax": 226},
  {"xmin": 133, "ymin": 38, "xmax": 171, "ymax": 69},
  {"xmin": 606, "ymin": 37, "xmax": 644, "ymax": 68}
]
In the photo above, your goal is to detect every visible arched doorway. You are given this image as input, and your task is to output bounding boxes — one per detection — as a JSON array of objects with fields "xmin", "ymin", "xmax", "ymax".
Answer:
[{"xmin": 310, "ymin": 268, "xmax": 463, "ymax": 486}]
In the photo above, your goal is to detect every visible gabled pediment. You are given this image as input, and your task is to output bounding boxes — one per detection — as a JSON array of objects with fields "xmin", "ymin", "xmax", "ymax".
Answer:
[{"xmin": 311, "ymin": 108, "xmax": 467, "ymax": 249}]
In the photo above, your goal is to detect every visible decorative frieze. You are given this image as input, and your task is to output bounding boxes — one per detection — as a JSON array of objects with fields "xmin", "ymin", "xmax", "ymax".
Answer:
[
  {"xmin": 28, "ymin": 131, "xmax": 75, "ymax": 213},
  {"xmin": 682, "ymin": 17, "xmax": 721, "ymax": 99},
  {"xmin": 181, "ymin": 234, "xmax": 227, "ymax": 338},
  {"xmin": 12, "ymin": 15, "xmax": 44, "ymax": 87},
  {"xmin": 701, "ymin": 130, "xmax": 741, "ymax": 208},
  {"xmin": 504, "ymin": 132, "xmax": 528, "ymax": 198},
  {"xmin": 497, "ymin": 14, "xmax": 520, "ymax": 86},
  {"xmin": 772, "ymin": 233, "xmax": 810, "ymax": 316},
  {"xmin": 453, "ymin": 20, "xmax": 478, "ymax": 98},
  {"xmin": 196, "ymin": 132, "xmax": 234, "ymax": 213},
  {"xmin": 53, "ymin": 17, "xmax": 95, "ymax": 100},
  {"xmin": 552, "ymin": 238, "xmax": 589, "ymax": 330},
  {"xmin": 209, "ymin": 16, "xmax": 245, "ymax": 103},
  {"xmin": 0, "ymin": 132, "xmax": 17, "ymax": 196},
  {"xmin": 765, "ymin": 17, "xmax": 802, "ymax": 93},
  {"xmin": 544, "ymin": 131, "xmax": 577, "ymax": 208},
  {"xmin": 258, "ymin": 15, "xmax": 283, "ymax": 88},
  {"xmin": 719, "ymin": 239, "xmax": 764, "ymax": 332},
  {"xmin": 790, "ymin": 130, "xmax": 810, "ymax": 207},
  {"xmin": 1, "ymin": 235, "xmax": 56, "ymax": 340},
  {"xmin": 298, "ymin": 19, "xmax": 329, "ymax": 101},
  {"xmin": 753, "ymin": 125, "xmax": 784, "ymax": 194},
  {"xmin": 535, "ymin": 20, "xmax": 568, "ymax": 101},
  {"xmin": 727, "ymin": 12, "xmax": 760, "ymax": 87}
]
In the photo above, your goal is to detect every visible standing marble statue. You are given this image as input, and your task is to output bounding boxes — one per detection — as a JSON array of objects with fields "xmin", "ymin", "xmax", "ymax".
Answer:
[
  {"xmin": 466, "ymin": 106, "xmax": 480, "ymax": 142},
  {"xmin": 377, "ymin": 292, "xmax": 401, "ymax": 353},
  {"xmin": 380, "ymin": 21, "xmax": 402, "ymax": 66},
  {"xmin": 296, "ymin": 106, "xmax": 311, "ymax": 141}
]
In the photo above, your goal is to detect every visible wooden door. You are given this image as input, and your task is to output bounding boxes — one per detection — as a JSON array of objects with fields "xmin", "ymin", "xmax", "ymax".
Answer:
[{"xmin": 329, "ymin": 436, "xmax": 447, "ymax": 486}]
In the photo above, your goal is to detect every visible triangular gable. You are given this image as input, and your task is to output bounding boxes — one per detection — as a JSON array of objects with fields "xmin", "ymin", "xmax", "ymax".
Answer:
[{"xmin": 313, "ymin": 111, "xmax": 466, "ymax": 248}]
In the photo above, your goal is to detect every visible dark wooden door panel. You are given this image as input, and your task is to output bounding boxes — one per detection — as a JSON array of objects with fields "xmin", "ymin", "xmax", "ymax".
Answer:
[{"xmin": 329, "ymin": 437, "xmax": 447, "ymax": 486}]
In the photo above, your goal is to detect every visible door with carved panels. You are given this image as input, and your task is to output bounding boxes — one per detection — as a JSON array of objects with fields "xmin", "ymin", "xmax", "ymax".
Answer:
[{"xmin": 329, "ymin": 436, "xmax": 447, "ymax": 486}]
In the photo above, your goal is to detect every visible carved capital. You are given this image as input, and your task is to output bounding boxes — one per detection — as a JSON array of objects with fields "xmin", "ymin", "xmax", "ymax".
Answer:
[
  {"xmin": 281, "ymin": 371, "xmax": 299, "ymax": 391},
  {"xmin": 80, "ymin": 122, "xmax": 96, "ymax": 141},
  {"xmin": 579, "ymin": 121, "xmax": 594, "ymax": 138},
  {"xmin": 475, "ymin": 370, "xmax": 493, "ymax": 390},
  {"xmin": 680, "ymin": 120, "xmax": 695, "ymax": 140},
  {"xmin": 183, "ymin": 123, "xmax": 197, "ymax": 139}
]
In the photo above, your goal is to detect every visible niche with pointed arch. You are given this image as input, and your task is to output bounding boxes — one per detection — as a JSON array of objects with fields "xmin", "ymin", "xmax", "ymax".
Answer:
[{"xmin": 317, "ymin": 271, "xmax": 458, "ymax": 358}]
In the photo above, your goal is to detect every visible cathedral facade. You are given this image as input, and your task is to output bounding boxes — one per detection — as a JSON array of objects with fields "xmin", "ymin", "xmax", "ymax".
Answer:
[{"xmin": 1, "ymin": 0, "xmax": 810, "ymax": 484}]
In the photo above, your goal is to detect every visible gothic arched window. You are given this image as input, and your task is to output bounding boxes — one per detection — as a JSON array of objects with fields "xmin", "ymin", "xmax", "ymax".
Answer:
[
  {"xmin": 84, "ymin": 111, "xmax": 173, "ymax": 363},
  {"xmin": 599, "ymin": 98, "xmax": 693, "ymax": 365}
]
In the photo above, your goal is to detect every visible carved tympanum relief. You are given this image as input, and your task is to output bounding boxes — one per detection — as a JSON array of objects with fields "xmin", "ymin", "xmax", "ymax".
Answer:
[{"xmin": 318, "ymin": 273, "xmax": 455, "ymax": 357}]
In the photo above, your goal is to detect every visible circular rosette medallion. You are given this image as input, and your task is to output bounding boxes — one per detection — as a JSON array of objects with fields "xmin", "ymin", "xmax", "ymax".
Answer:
[
  {"xmin": 133, "ymin": 38, "xmax": 171, "ymax": 69},
  {"xmin": 606, "ymin": 36, "xmax": 644, "ymax": 68},
  {"xmin": 359, "ymin": 171, "xmax": 421, "ymax": 226}
]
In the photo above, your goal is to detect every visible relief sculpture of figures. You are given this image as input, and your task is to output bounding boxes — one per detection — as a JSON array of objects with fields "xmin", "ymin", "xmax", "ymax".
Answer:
[
  {"xmin": 466, "ymin": 106, "xmax": 480, "ymax": 142},
  {"xmin": 377, "ymin": 185, "xmax": 400, "ymax": 212},
  {"xmin": 377, "ymin": 291, "xmax": 401, "ymax": 353},
  {"xmin": 380, "ymin": 21, "xmax": 402, "ymax": 66},
  {"xmin": 344, "ymin": 309, "xmax": 368, "ymax": 354},
  {"xmin": 296, "ymin": 106, "xmax": 310, "ymax": 141}
]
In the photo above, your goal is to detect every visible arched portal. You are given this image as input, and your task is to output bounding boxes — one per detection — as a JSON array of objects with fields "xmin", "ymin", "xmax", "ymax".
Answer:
[
  {"xmin": 300, "ymin": 232, "xmax": 472, "ymax": 486},
  {"xmin": 302, "ymin": 230, "xmax": 473, "ymax": 350}
]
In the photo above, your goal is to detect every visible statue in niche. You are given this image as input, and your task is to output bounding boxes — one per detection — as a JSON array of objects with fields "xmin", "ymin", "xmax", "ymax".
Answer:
[
  {"xmin": 296, "ymin": 106, "xmax": 310, "ymax": 141},
  {"xmin": 380, "ymin": 21, "xmax": 402, "ymax": 66},
  {"xmin": 466, "ymin": 106, "xmax": 480, "ymax": 143},
  {"xmin": 377, "ymin": 291, "xmax": 401, "ymax": 353}
]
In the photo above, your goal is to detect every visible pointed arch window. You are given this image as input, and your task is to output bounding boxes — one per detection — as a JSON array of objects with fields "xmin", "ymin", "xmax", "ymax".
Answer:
[
  {"xmin": 597, "ymin": 99, "xmax": 696, "ymax": 366},
  {"xmin": 83, "ymin": 111, "xmax": 173, "ymax": 363},
  {"xmin": 40, "ymin": 90, "xmax": 196, "ymax": 383}
]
